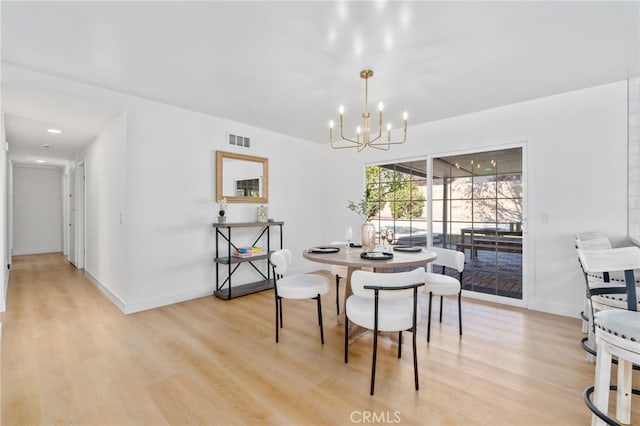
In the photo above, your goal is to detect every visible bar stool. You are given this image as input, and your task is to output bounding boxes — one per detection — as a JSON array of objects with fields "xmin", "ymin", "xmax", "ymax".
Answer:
[
  {"xmin": 576, "ymin": 245, "xmax": 640, "ymax": 359},
  {"xmin": 578, "ymin": 246, "xmax": 640, "ymax": 425},
  {"xmin": 585, "ymin": 310, "xmax": 640, "ymax": 425}
]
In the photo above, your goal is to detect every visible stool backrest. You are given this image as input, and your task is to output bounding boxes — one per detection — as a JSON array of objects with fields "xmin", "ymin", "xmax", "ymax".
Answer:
[
  {"xmin": 576, "ymin": 231, "xmax": 608, "ymax": 242},
  {"xmin": 577, "ymin": 247, "xmax": 640, "ymax": 311},
  {"xmin": 577, "ymin": 247, "xmax": 640, "ymax": 274},
  {"xmin": 575, "ymin": 237, "xmax": 612, "ymax": 251}
]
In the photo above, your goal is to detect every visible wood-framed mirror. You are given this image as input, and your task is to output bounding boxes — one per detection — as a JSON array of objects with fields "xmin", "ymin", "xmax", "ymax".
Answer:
[{"xmin": 216, "ymin": 150, "xmax": 268, "ymax": 203}]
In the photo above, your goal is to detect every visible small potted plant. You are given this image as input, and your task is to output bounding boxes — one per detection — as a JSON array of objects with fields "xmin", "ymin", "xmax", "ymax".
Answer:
[
  {"xmin": 217, "ymin": 198, "xmax": 227, "ymax": 223},
  {"xmin": 347, "ymin": 192, "xmax": 377, "ymax": 250}
]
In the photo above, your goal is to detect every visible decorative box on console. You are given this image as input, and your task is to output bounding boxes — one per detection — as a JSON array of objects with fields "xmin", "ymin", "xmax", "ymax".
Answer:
[{"xmin": 257, "ymin": 205, "xmax": 268, "ymax": 222}]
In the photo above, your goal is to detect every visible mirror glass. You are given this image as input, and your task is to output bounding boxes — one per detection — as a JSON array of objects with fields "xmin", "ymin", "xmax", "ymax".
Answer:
[{"xmin": 216, "ymin": 150, "xmax": 268, "ymax": 203}]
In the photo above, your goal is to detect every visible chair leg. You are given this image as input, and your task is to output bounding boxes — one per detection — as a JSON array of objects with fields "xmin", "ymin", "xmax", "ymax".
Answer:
[
  {"xmin": 344, "ymin": 311, "xmax": 349, "ymax": 363},
  {"xmin": 617, "ymin": 358, "xmax": 632, "ymax": 424},
  {"xmin": 370, "ymin": 324, "xmax": 379, "ymax": 396},
  {"xmin": 336, "ymin": 275, "xmax": 341, "ymax": 315},
  {"xmin": 412, "ymin": 287, "xmax": 420, "ymax": 391},
  {"xmin": 439, "ymin": 295, "xmax": 444, "ymax": 322},
  {"xmin": 316, "ymin": 294, "xmax": 325, "ymax": 345},
  {"xmin": 458, "ymin": 291, "xmax": 463, "ymax": 336},
  {"xmin": 592, "ymin": 341, "xmax": 612, "ymax": 426},
  {"xmin": 398, "ymin": 331, "xmax": 402, "ymax": 358},
  {"xmin": 279, "ymin": 298, "xmax": 283, "ymax": 328},
  {"xmin": 275, "ymin": 295, "xmax": 280, "ymax": 343},
  {"xmin": 413, "ymin": 325, "xmax": 419, "ymax": 391},
  {"xmin": 427, "ymin": 292, "xmax": 433, "ymax": 342}
]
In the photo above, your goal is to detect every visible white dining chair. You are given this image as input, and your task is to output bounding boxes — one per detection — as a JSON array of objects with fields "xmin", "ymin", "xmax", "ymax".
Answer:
[
  {"xmin": 269, "ymin": 249, "xmax": 330, "ymax": 344},
  {"xmin": 423, "ymin": 247, "xmax": 465, "ymax": 343},
  {"xmin": 344, "ymin": 267, "xmax": 425, "ymax": 395}
]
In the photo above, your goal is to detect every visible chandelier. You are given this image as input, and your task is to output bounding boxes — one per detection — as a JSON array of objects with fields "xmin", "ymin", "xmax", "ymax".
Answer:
[{"xmin": 329, "ymin": 69, "xmax": 407, "ymax": 151}]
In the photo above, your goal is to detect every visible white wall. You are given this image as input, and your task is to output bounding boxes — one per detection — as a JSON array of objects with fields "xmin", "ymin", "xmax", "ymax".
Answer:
[
  {"xmin": 2, "ymin": 64, "xmax": 332, "ymax": 314},
  {"xmin": 0, "ymin": 114, "xmax": 7, "ymax": 312},
  {"xmin": 123, "ymin": 101, "xmax": 329, "ymax": 312},
  {"xmin": 83, "ymin": 113, "xmax": 127, "ymax": 309},
  {"xmin": 322, "ymin": 80, "xmax": 629, "ymax": 318},
  {"xmin": 2, "ymin": 64, "xmax": 631, "ymax": 318},
  {"xmin": 12, "ymin": 165, "xmax": 63, "ymax": 255},
  {"xmin": 628, "ymin": 77, "xmax": 640, "ymax": 243}
]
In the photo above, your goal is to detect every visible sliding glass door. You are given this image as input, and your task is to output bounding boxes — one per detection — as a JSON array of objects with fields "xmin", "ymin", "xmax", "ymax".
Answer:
[
  {"xmin": 432, "ymin": 147, "xmax": 523, "ymax": 299},
  {"xmin": 365, "ymin": 146, "xmax": 523, "ymax": 300}
]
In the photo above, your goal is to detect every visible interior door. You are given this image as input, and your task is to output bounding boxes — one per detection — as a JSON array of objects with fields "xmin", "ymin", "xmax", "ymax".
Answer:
[{"xmin": 68, "ymin": 167, "xmax": 75, "ymax": 264}]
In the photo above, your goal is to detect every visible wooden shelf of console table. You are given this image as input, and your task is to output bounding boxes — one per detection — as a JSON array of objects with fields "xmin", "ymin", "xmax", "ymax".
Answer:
[{"xmin": 212, "ymin": 221, "xmax": 284, "ymax": 300}]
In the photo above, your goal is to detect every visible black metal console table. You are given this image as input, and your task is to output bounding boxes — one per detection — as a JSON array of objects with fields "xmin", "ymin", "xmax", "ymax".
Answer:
[{"xmin": 213, "ymin": 221, "xmax": 284, "ymax": 300}]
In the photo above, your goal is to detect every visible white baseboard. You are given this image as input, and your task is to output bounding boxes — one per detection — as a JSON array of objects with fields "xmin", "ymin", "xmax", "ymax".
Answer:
[
  {"xmin": 83, "ymin": 270, "xmax": 126, "ymax": 313},
  {"xmin": 457, "ymin": 287, "xmax": 579, "ymax": 319},
  {"xmin": 84, "ymin": 263, "xmax": 322, "ymax": 315},
  {"xmin": 0, "ymin": 267, "xmax": 9, "ymax": 313},
  {"xmin": 123, "ymin": 286, "xmax": 215, "ymax": 314},
  {"xmin": 84, "ymin": 271, "xmax": 216, "ymax": 315},
  {"xmin": 528, "ymin": 298, "xmax": 580, "ymax": 318},
  {"xmin": 12, "ymin": 248, "xmax": 63, "ymax": 256}
]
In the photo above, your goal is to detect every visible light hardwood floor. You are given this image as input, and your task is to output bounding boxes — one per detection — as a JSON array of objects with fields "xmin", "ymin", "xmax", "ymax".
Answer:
[{"xmin": 1, "ymin": 253, "xmax": 637, "ymax": 425}]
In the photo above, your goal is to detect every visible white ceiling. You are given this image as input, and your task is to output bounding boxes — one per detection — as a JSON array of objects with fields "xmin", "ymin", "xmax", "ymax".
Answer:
[{"xmin": 1, "ymin": 1, "xmax": 639, "ymax": 163}]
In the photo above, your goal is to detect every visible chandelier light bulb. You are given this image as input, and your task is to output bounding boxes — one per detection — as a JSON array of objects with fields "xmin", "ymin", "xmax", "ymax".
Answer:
[
  {"xmin": 403, "ymin": 111, "xmax": 408, "ymax": 121},
  {"xmin": 329, "ymin": 120, "xmax": 334, "ymax": 129},
  {"xmin": 378, "ymin": 102, "xmax": 384, "ymax": 111},
  {"xmin": 387, "ymin": 123, "xmax": 391, "ymax": 131},
  {"xmin": 339, "ymin": 105, "xmax": 345, "ymax": 115},
  {"xmin": 356, "ymin": 126, "xmax": 361, "ymax": 134}
]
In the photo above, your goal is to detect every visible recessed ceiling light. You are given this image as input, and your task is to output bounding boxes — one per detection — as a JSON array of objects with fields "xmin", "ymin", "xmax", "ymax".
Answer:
[
  {"xmin": 36, "ymin": 160, "xmax": 46, "ymax": 164},
  {"xmin": 42, "ymin": 143, "xmax": 53, "ymax": 148},
  {"xmin": 47, "ymin": 128, "xmax": 61, "ymax": 134}
]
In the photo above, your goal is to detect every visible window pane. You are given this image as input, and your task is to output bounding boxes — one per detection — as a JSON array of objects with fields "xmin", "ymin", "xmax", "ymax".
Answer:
[
  {"xmin": 473, "ymin": 175, "xmax": 497, "ymax": 199},
  {"xmin": 497, "ymin": 176, "xmax": 522, "ymax": 198},
  {"xmin": 497, "ymin": 198, "xmax": 523, "ymax": 222},
  {"xmin": 366, "ymin": 160, "xmax": 428, "ymax": 249},
  {"xmin": 432, "ymin": 178, "xmax": 445, "ymax": 199},
  {"xmin": 450, "ymin": 177, "xmax": 472, "ymax": 200},
  {"xmin": 473, "ymin": 200, "xmax": 496, "ymax": 222},
  {"xmin": 450, "ymin": 200, "xmax": 472, "ymax": 221},
  {"xmin": 432, "ymin": 200, "xmax": 444, "ymax": 221}
]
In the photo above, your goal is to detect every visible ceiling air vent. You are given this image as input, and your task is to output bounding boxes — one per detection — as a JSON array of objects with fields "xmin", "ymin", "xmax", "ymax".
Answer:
[{"xmin": 228, "ymin": 133, "xmax": 250, "ymax": 148}]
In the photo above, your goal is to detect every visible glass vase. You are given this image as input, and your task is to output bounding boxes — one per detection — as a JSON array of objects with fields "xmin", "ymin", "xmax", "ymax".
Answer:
[{"xmin": 361, "ymin": 222, "xmax": 375, "ymax": 251}]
